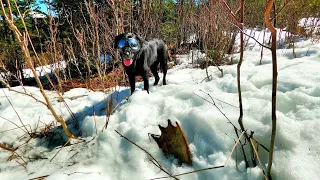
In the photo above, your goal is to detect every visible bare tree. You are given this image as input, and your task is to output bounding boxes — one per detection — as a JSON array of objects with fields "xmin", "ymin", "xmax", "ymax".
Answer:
[
  {"xmin": 0, "ymin": 0, "xmax": 75, "ymax": 138},
  {"xmin": 265, "ymin": 0, "xmax": 278, "ymax": 179},
  {"xmin": 220, "ymin": 0, "xmax": 256, "ymax": 168}
]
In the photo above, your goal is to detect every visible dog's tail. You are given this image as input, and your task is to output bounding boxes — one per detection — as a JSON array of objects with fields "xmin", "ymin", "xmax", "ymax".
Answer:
[
  {"xmin": 159, "ymin": 44, "xmax": 169, "ymax": 71},
  {"xmin": 160, "ymin": 45, "xmax": 168, "ymax": 85},
  {"xmin": 158, "ymin": 49, "xmax": 171, "ymax": 72}
]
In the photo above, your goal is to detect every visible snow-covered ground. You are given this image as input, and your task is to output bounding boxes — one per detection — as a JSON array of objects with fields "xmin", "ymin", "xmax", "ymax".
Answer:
[
  {"xmin": 23, "ymin": 61, "xmax": 66, "ymax": 78},
  {"xmin": 1, "ymin": 30, "xmax": 320, "ymax": 180}
]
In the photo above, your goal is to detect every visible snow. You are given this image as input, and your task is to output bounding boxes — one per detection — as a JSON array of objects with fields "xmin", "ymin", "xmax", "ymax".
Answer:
[
  {"xmin": 29, "ymin": 11, "xmax": 46, "ymax": 19},
  {"xmin": 174, "ymin": 50, "xmax": 206, "ymax": 66},
  {"xmin": 23, "ymin": 61, "xmax": 66, "ymax": 78},
  {"xmin": 1, "ymin": 29, "xmax": 320, "ymax": 180},
  {"xmin": 299, "ymin": 17, "xmax": 320, "ymax": 34}
]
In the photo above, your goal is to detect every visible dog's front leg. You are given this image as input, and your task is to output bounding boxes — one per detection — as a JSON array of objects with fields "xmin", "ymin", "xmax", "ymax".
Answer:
[
  {"xmin": 129, "ymin": 74, "xmax": 136, "ymax": 94},
  {"xmin": 142, "ymin": 71, "xmax": 149, "ymax": 94}
]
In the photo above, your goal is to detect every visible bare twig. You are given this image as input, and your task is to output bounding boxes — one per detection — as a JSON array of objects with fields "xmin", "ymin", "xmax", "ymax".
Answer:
[
  {"xmin": 115, "ymin": 130, "xmax": 178, "ymax": 180},
  {"xmin": 271, "ymin": 0, "xmax": 294, "ymax": 21},
  {"xmin": 102, "ymin": 99, "xmax": 120, "ymax": 131},
  {"xmin": 151, "ymin": 131, "xmax": 245, "ymax": 180},
  {"xmin": 93, "ymin": 111, "xmax": 97, "ymax": 135},
  {"xmin": 2, "ymin": 89, "xmax": 30, "ymax": 135},
  {"xmin": 29, "ymin": 175, "xmax": 49, "ymax": 180},
  {"xmin": 219, "ymin": 0, "xmax": 257, "ymax": 168},
  {"xmin": 15, "ymin": 160, "xmax": 26, "ymax": 169},
  {"xmin": 0, "ymin": 81, "xmax": 47, "ymax": 105},
  {"xmin": 225, "ymin": 20, "xmax": 271, "ymax": 50},
  {"xmin": 0, "ymin": 116, "xmax": 28, "ymax": 134},
  {"xmin": 13, "ymin": 151, "xmax": 27, "ymax": 164},
  {"xmin": 234, "ymin": 126, "xmax": 249, "ymax": 168},
  {"xmin": 219, "ymin": 0, "xmax": 241, "ymax": 26},
  {"xmin": 198, "ymin": 90, "xmax": 239, "ymax": 108},
  {"xmin": 0, "ymin": 126, "xmax": 29, "ymax": 134},
  {"xmin": 194, "ymin": 90, "xmax": 239, "ymax": 130},
  {"xmin": 0, "ymin": 143, "xmax": 17, "ymax": 151},
  {"xmin": 50, "ymin": 138, "xmax": 71, "ymax": 162},
  {"xmin": 250, "ymin": 138, "xmax": 268, "ymax": 180}
]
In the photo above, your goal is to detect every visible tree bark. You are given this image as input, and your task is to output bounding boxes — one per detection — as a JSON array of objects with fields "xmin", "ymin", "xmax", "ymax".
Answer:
[
  {"xmin": 0, "ymin": 0, "xmax": 75, "ymax": 138},
  {"xmin": 265, "ymin": 1, "xmax": 278, "ymax": 179}
]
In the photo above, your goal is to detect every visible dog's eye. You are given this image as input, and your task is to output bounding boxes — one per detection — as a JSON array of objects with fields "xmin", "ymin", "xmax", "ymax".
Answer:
[
  {"xmin": 128, "ymin": 39, "xmax": 138, "ymax": 48},
  {"xmin": 118, "ymin": 39, "xmax": 126, "ymax": 48}
]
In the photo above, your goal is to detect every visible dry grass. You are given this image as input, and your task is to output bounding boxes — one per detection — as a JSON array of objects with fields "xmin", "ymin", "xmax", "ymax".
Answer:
[{"xmin": 59, "ymin": 66, "xmax": 150, "ymax": 92}]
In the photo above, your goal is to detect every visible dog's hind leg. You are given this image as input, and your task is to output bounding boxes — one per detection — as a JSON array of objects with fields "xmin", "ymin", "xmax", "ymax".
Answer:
[
  {"xmin": 150, "ymin": 64, "xmax": 160, "ymax": 85},
  {"xmin": 142, "ymin": 71, "xmax": 150, "ymax": 94},
  {"xmin": 160, "ymin": 51, "xmax": 168, "ymax": 85},
  {"xmin": 162, "ymin": 64, "xmax": 167, "ymax": 85}
]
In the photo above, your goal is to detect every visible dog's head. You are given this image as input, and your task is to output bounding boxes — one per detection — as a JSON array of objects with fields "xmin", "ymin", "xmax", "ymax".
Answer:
[{"xmin": 114, "ymin": 33, "xmax": 144, "ymax": 67}]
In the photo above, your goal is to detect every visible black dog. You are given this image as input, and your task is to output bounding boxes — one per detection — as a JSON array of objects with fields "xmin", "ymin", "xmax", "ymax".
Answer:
[{"xmin": 114, "ymin": 33, "xmax": 168, "ymax": 94}]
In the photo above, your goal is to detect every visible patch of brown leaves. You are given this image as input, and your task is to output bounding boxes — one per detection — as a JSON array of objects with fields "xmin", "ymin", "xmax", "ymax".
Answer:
[{"xmin": 60, "ymin": 66, "xmax": 146, "ymax": 92}]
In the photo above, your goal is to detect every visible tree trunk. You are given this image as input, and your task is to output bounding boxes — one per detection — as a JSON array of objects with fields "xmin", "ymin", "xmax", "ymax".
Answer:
[{"xmin": 265, "ymin": 1, "xmax": 278, "ymax": 179}]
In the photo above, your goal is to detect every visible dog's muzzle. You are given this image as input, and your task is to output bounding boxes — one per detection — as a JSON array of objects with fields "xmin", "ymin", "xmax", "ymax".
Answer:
[{"xmin": 118, "ymin": 38, "xmax": 140, "ymax": 67}]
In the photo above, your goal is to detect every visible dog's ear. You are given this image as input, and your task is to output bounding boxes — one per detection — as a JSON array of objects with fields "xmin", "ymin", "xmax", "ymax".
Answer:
[
  {"xmin": 134, "ymin": 33, "xmax": 145, "ymax": 45},
  {"xmin": 114, "ymin": 33, "xmax": 124, "ymax": 49}
]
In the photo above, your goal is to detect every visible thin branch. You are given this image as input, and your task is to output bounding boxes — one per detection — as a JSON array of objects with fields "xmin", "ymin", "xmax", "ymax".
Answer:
[
  {"xmin": 2, "ymin": 89, "xmax": 30, "ymax": 135},
  {"xmin": 102, "ymin": 99, "xmax": 120, "ymax": 131},
  {"xmin": 0, "ymin": 116, "xmax": 28, "ymax": 134},
  {"xmin": 234, "ymin": 126, "xmax": 249, "ymax": 168},
  {"xmin": 0, "ymin": 125, "xmax": 30, "ymax": 134},
  {"xmin": 0, "ymin": 143, "xmax": 17, "ymax": 151},
  {"xmin": 151, "ymin": 131, "xmax": 245, "ymax": 180},
  {"xmin": 13, "ymin": 151, "xmax": 27, "ymax": 164},
  {"xmin": 249, "ymin": 138, "xmax": 268, "ymax": 180},
  {"xmin": 0, "ymin": 0, "xmax": 76, "ymax": 138},
  {"xmin": 199, "ymin": 90, "xmax": 239, "ymax": 108},
  {"xmin": 219, "ymin": 0, "xmax": 240, "ymax": 25},
  {"xmin": 225, "ymin": 20, "xmax": 271, "ymax": 50},
  {"xmin": 29, "ymin": 175, "xmax": 49, "ymax": 180},
  {"xmin": 115, "ymin": 130, "xmax": 178, "ymax": 180},
  {"xmin": 194, "ymin": 91, "xmax": 239, "ymax": 131},
  {"xmin": 0, "ymin": 79, "xmax": 47, "ymax": 105},
  {"xmin": 252, "ymin": 138, "xmax": 270, "ymax": 152},
  {"xmin": 50, "ymin": 138, "xmax": 71, "ymax": 162},
  {"xmin": 271, "ymin": 0, "xmax": 294, "ymax": 21},
  {"xmin": 15, "ymin": 160, "xmax": 26, "ymax": 169}
]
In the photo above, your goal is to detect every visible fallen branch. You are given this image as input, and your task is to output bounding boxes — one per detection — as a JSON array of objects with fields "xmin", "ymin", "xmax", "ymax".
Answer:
[
  {"xmin": 0, "ymin": 116, "xmax": 29, "ymax": 134},
  {"xmin": 29, "ymin": 175, "xmax": 49, "ymax": 180},
  {"xmin": 250, "ymin": 138, "xmax": 268, "ymax": 180},
  {"xmin": 64, "ymin": 172, "xmax": 100, "ymax": 176},
  {"xmin": 115, "ymin": 130, "xmax": 178, "ymax": 180},
  {"xmin": 0, "ymin": 143, "xmax": 17, "ymax": 152},
  {"xmin": 151, "ymin": 131, "xmax": 245, "ymax": 180},
  {"xmin": 2, "ymin": 89, "xmax": 30, "ymax": 135},
  {"xmin": 15, "ymin": 160, "xmax": 26, "ymax": 169},
  {"xmin": 50, "ymin": 138, "xmax": 71, "ymax": 162},
  {"xmin": 194, "ymin": 90, "xmax": 239, "ymax": 130},
  {"xmin": 102, "ymin": 99, "xmax": 120, "ymax": 131},
  {"xmin": 0, "ymin": 80, "xmax": 46, "ymax": 105},
  {"xmin": 252, "ymin": 137, "xmax": 270, "ymax": 152}
]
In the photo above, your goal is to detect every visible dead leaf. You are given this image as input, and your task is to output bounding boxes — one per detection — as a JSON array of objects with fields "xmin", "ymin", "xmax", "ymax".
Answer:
[{"xmin": 151, "ymin": 119, "xmax": 192, "ymax": 165}]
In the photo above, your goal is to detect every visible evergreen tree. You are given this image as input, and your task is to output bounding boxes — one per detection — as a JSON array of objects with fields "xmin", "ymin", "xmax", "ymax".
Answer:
[{"xmin": 0, "ymin": 0, "xmax": 45, "ymax": 86}]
